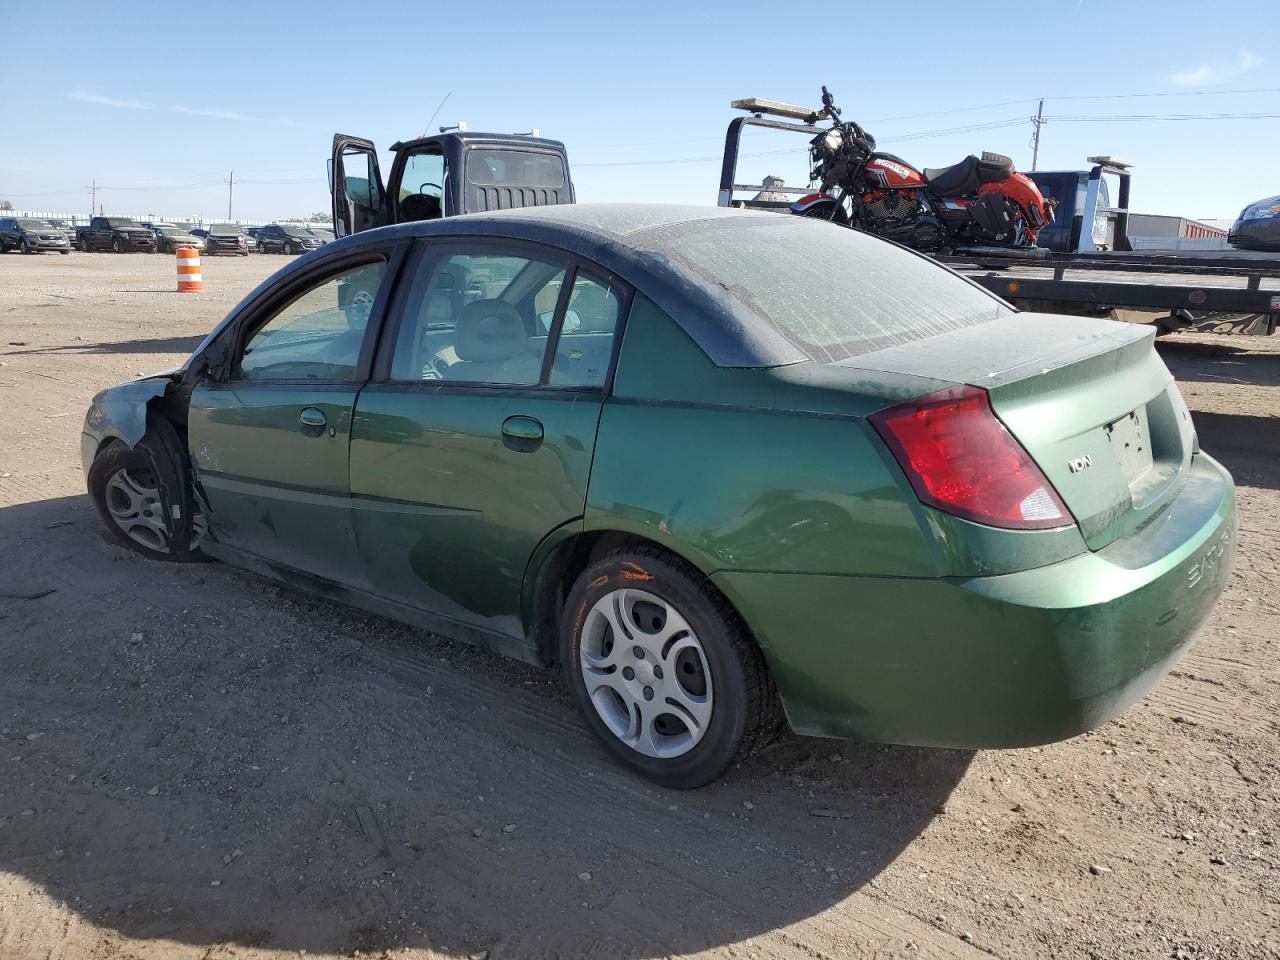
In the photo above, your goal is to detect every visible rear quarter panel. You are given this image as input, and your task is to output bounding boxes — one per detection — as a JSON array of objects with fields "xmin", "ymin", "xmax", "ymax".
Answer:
[{"xmin": 585, "ymin": 297, "xmax": 933, "ymax": 579}]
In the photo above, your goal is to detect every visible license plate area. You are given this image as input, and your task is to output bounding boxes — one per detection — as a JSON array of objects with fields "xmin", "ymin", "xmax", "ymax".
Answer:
[{"xmin": 1107, "ymin": 407, "xmax": 1154, "ymax": 486}]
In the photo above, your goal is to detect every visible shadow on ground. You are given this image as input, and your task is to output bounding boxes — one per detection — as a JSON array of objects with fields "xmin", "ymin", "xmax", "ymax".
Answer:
[
  {"xmin": 1192, "ymin": 411, "xmax": 1280, "ymax": 491},
  {"xmin": 4, "ymin": 335, "xmax": 205, "ymax": 356},
  {"xmin": 0, "ymin": 495, "xmax": 972, "ymax": 958},
  {"xmin": 1158, "ymin": 337, "xmax": 1280, "ymax": 389}
]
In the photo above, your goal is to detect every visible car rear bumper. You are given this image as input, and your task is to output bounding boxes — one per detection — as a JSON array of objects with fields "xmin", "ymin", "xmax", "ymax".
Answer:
[{"xmin": 712, "ymin": 453, "xmax": 1235, "ymax": 748}]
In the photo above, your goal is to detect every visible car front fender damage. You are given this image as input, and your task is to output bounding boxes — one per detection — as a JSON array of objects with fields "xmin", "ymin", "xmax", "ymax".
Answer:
[{"xmin": 83, "ymin": 373, "xmax": 203, "ymax": 560}]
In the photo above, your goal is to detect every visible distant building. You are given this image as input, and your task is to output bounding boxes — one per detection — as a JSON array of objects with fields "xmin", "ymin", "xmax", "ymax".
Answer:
[{"xmin": 1126, "ymin": 213, "xmax": 1229, "ymax": 251}]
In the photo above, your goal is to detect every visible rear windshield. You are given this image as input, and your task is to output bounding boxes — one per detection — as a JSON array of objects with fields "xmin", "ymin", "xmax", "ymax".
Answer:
[
  {"xmin": 653, "ymin": 217, "xmax": 1011, "ymax": 363},
  {"xmin": 466, "ymin": 149, "xmax": 566, "ymax": 188}
]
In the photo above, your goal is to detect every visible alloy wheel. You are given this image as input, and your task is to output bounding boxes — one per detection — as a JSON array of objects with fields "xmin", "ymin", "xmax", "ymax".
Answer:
[
  {"xmin": 102, "ymin": 465, "xmax": 208, "ymax": 553},
  {"xmin": 103, "ymin": 467, "xmax": 168, "ymax": 551},
  {"xmin": 578, "ymin": 588, "xmax": 714, "ymax": 759}
]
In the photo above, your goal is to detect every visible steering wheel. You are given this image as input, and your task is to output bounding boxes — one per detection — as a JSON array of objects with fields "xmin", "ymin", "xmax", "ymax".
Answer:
[{"xmin": 419, "ymin": 182, "xmax": 442, "ymax": 196}]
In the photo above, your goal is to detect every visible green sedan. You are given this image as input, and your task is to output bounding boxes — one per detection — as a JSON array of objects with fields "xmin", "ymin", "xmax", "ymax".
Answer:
[{"xmin": 81, "ymin": 204, "xmax": 1235, "ymax": 788}]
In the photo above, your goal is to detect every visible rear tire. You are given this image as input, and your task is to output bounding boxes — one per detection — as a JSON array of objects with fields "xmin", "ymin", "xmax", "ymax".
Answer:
[{"xmin": 560, "ymin": 547, "xmax": 773, "ymax": 788}]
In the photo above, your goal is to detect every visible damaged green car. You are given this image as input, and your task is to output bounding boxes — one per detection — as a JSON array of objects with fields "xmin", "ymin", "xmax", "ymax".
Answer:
[{"xmin": 82, "ymin": 205, "xmax": 1235, "ymax": 787}]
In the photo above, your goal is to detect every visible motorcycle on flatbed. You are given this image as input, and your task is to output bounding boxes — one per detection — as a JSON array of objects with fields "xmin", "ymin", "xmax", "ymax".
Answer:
[{"xmin": 788, "ymin": 87, "xmax": 1056, "ymax": 259}]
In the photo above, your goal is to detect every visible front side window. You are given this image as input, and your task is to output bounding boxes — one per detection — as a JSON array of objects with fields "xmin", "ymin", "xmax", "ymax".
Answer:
[
  {"xmin": 238, "ymin": 260, "xmax": 387, "ymax": 381},
  {"xmin": 341, "ymin": 148, "xmax": 382, "ymax": 210},
  {"xmin": 399, "ymin": 152, "xmax": 446, "ymax": 222}
]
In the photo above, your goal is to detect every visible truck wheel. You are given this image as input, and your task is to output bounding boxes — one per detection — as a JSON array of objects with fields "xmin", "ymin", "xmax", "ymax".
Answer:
[
  {"xmin": 60, "ymin": 249, "xmax": 70, "ymax": 255},
  {"xmin": 112, "ymin": 237, "xmax": 123, "ymax": 253},
  {"xmin": 561, "ymin": 547, "xmax": 775, "ymax": 788}
]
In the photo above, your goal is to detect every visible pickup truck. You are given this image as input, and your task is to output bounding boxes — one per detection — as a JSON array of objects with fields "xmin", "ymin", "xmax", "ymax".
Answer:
[
  {"xmin": 330, "ymin": 130, "xmax": 574, "ymax": 238},
  {"xmin": 77, "ymin": 216, "xmax": 157, "ymax": 253}
]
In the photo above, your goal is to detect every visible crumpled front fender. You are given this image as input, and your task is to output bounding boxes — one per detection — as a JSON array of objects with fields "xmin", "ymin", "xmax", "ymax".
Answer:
[{"xmin": 80, "ymin": 373, "xmax": 178, "ymax": 479}]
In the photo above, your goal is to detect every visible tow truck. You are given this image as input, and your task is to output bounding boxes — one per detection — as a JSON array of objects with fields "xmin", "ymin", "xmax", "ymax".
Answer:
[
  {"xmin": 719, "ymin": 98, "xmax": 1280, "ymax": 335},
  {"xmin": 329, "ymin": 125, "xmax": 574, "ymax": 238}
]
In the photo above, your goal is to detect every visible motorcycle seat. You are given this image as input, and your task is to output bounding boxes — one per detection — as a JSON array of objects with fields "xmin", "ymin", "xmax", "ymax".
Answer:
[{"xmin": 924, "ymin": 153, "xmax": 1015, "ymax": 197}]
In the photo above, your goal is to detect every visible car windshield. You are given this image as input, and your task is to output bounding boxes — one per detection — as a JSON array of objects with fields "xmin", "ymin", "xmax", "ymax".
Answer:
[
  {"xmin": 156, "ymin": 227, "xmax": 186, "ymax": 236},
  {"xmin": 466, "ymin": 149, "xmax": 566, "ymax": 188},
  {"xmin": 281, "ymin": 226, "xmax": 312, "ymax": 238},
  {"xmin": 1240, "ymin": 196, "xmax": 1280, "ymax": 221},
  {"xmin": 105, "ymin": 219, "xmax": 139, "ymax": 228},
  {"xmin": 17, "ymin": 219, "xmax": 54, "ymax": 230},
  {"xmin": 653, "ymin": 217, "xmax": 1011, "ymax": 363}
]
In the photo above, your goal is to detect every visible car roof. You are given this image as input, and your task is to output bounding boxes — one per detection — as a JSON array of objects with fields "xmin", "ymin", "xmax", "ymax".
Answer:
[{"xmin": 338, "ymin": 204, "xmax": 817, "ymax": 367}]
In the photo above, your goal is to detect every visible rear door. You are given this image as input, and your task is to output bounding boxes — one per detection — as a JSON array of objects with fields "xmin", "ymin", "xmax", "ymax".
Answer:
[
  {"xmin": 349, "ymin": 238, "xmax": 628, "ymax": 640},
  {"xmin": 330, "ymin": 134, "xmax": 388, "ymax": 238},
  {"xmin": 187, "ymin": 245, "xmax": 403, "ymax": 585}
]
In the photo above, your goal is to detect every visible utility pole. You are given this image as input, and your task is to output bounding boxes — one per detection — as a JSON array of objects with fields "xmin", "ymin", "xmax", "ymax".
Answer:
[
  {"xmin": 226, "ymin": 170, "xmax": 234, "ymax": 220},
  {"xmin": 1030, "ymin": 99, "xmax": 1046, "ymax": 172},
  {"xmin": 86, "ymin": 177, "xmax": 97, "ymax": 217}
]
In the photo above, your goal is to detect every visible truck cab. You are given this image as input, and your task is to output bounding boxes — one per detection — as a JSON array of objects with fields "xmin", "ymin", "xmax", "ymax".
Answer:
[{"xmin": 330, "ymin": 131, "xmax": 574, "ymax": 238}]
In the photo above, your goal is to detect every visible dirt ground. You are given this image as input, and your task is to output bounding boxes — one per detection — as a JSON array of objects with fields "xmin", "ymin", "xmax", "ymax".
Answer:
[{"xmin": 0, "ymin": 251, "xmax": 1276, "ymax": 960}]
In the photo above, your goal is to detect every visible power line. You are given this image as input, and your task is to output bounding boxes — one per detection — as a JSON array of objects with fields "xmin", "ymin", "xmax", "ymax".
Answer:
[{"xmin": 1047, "ymin": 112, "xmax": 1280, "ymax": 121}]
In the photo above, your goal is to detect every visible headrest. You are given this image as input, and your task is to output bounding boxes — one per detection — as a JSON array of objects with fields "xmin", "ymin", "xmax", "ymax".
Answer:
[{"xmin": 455, "ymin": 299, "xmax": 526, "ymax": 362}]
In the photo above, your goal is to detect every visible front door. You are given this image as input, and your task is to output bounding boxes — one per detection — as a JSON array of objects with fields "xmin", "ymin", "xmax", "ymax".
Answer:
[
  {"xmin": 330, "ymin": 134, "xmax": 387, "ymax": 238},
  {"xmin": 350, "ymin": 240, "xmax": 628, "ymax": 641},
  {"xmin": 188, "ymin": 254, "xmax": 394, "ymax": 586}
]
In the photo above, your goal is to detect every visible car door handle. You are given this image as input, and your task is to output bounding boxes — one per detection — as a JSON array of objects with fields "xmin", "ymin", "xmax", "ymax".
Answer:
[
  {"xmin": 501, "ymin": 415, "xmax": 544, "ymax": 447},
  {"xmin": 299, "ymin": 407, "xmax": 328, "ymax": 434}
]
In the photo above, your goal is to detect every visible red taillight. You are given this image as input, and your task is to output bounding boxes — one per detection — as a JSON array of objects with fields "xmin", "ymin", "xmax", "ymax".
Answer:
[{"xmin": 869, "ymin": 385, "xmax": 1072, "ymax": 530}]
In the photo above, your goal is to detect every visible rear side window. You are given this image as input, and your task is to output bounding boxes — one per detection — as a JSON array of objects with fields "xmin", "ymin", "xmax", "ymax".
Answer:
[
  {"xmin": 652, "ymin": 218, "xmax": 1011, "ymax": 363},
  {"xmin": 389, "ymin": 246, "xmax": 565, "ymax": 385},
  {"xmin": 466, "ymin": 150, "xmax": 566, "ymax": 188},
  {"xmin": 548, "ymin": 273, "xmax": 622, "ymax": 388}
]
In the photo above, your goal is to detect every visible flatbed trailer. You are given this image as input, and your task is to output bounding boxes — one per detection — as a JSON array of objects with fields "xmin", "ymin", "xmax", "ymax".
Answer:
[
  {"xmin": 938, "ymin": 249, "xmax": 1280, "ymax": 336},
  {"xmin": 718, "ymin": 100, "xmax": 1280, "ymax": 335}
]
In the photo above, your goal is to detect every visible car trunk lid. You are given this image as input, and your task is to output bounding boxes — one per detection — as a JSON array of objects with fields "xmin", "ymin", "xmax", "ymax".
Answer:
[{"xmin": 845, "ymin": 313, "xmax": 1195, "ymax": 550}]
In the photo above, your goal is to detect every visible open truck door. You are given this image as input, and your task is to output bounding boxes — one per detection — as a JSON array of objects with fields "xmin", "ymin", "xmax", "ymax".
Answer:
[{"xmin": 331, "ymin": 135, "xmax": 388, "ymax": 239}]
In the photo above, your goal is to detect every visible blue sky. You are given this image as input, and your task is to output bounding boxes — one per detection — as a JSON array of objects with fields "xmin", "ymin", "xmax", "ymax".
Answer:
[{"xmin": 1, "ymin": 0, "xmax": 1276, "ymax": 222}]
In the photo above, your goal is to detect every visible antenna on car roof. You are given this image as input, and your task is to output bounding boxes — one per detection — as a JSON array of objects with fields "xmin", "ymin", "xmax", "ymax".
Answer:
[{"xmin": 514, "ymin": 129, "xmax": 541, "ymax": 137}]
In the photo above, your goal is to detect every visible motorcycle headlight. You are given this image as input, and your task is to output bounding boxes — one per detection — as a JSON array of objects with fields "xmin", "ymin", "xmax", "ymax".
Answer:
[{"xmin": 823, "ymin": 129, "xmax": 842, "ymax": 151}]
